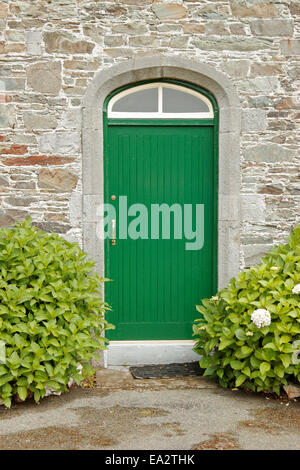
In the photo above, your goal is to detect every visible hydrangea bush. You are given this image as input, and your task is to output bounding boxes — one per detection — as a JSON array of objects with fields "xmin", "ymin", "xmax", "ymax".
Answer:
[
  {"xmin": 0, "ymin": 218, "xmax": 112, "ymax": 408},
  {"xmin": 193, "ymin": 225, "xmax": 300, "ymax": 395}
]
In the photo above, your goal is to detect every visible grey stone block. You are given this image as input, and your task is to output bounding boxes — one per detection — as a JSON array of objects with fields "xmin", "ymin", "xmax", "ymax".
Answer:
[
  {"xmin": 26, "ymin": 61, "xmax": 61, "ymax": 95},
  {"xmin": 38, "ymin": 132, "xmax": 80, "ymax": 154},
  {"xmin": 0, "ymin": 78, "xmax": 25, "ymax": 91},
  {"xmin": 241, "ymin": 194, "xmax": 265, "ymax": 223},
  {"xmin": 238, "ymin": 77, "xmax": 279, "ymax": 94},
  {"xmin": 280, "ymin": 39, "xmax": 300, "ymax": 56},
  {"xmin": 0, "ymin": 104, "xmax": 16, "ymax": 128},
  {"xmin": 244, "ymin": 144, "xmax": 296, "ymax": 163},
  {"xmin": 222, "ymin": 59, "xmax": 250, "ymax": 78},
  {"xmin": 242, "ymin": 109, "xmax": 267, "ymax": 132},
  {"xmin": 191, "ymin": 37, "xmax": 274, "ymax": 52},
  {"xmin": 250, "ymin": 20, "xmax": 294, "ymax": 37},
  {"xmin": 23, "ymin": 112, "xmax": 57, "ymax": 130},
  {"xmin": 243, "ymin": 244, "xmax": 273, "ymax": 267}
]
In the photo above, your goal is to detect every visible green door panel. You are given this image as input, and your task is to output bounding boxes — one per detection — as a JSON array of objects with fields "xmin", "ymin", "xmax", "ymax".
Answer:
[{"xmin": 104, "ymin": 123, "xmax": 217, "ymax": 340}]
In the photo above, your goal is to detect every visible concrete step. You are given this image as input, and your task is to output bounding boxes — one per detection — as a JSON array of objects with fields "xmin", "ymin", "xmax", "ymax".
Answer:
[{"xmin": 105, "ymin": 340, "xmax": 200, "ymax": 367}]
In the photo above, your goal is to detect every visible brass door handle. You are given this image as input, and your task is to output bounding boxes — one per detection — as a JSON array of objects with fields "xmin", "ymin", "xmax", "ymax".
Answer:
[{"xmin": 112, "ymin": 219, "xmax": 116, "ymax": 246}]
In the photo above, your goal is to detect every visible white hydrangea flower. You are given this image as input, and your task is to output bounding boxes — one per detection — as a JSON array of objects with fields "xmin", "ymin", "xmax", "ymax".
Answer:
[
  {"xmin": 251, "ymin": 309, "xmax": 271, "ymax": 329},
  {"xmin": 292, "ymin": 284, "xmax": 300, "ymax": 294}
]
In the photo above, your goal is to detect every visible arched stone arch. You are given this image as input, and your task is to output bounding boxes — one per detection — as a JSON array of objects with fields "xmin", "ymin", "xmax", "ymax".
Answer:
[{"xmin": 82, "ymin": 55, "xmax": 241, "ymax": 289}]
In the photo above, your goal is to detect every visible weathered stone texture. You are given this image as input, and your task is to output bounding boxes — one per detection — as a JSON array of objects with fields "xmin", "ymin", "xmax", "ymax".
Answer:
[
  {"xmin": 38, "ymin": 169, "xmax": 78, "ymax": 191},
  {"xmin": 280, "ymin": 39, "xmax": 300, "ymax": 56},
  {"xmin": 192, "ymin": 37, "xmax": 274, "ymax": 51},
  {"xmin": 243, "ymin": 244, "xmax": 273, "ymax": 267},
  {"xmin": 38, "ymin": 133, "xmax": 80, "ymax": 154},
  {"xmin": 111, "ymin": 23, "xmax": 148, "ymax": 34},
  {"xmin": 289, "ymin": 2, "xmax": 300, "ymax": 16},
  {"xmin": 0, "ymin": 0, "xmax": 298, "ymax": 266},
  {"xmin": 182, "ymin": 23, "xmax": 205, "ymax": 34},
  {"xmin": 0, "ymin": 2, "xmax": 8, "ymax": 19},
  {"xmin": 222, "ymin": 60, "xmax": 250, "ymax": 78},
  {"xmin": 244, "ymin": 144, "xmax": 296, "ymax": 163},
  {"xmin": 2, "ymin": 156, "xmax": 75, "ymax": 166},
  {"xmin": 0, "ymin": 104, "xmax": 16, "ymax": 128},
  {"xmin": 241, "ymin": 195, "xmax": 266, "ymax": 223},
  {"xmin": 5, "ymin": 196, "xmax": 35, "ymax": 207},
  {"xmin": 152, "ymin": 3, "xmax": 187, "ymax": 20},
  {"xmin": 10, "ymin": 2, "xmax": 47, "ymax": 19},
  {"xmin": 0, "ymin": 144, "xmax": 27, "ymax": 155},
  {"xmin": 238, "ymin": 77, "xmax": 280, "ymax": 94},
  {"xmin": 83, "ymin": 25, "xmax": 105, "ymax": 44},
  {"xmin": 27, "ymin": 62, "xmax": 62, "ymax": 95},
  {"xmin": 34, "ymin": 221, "xmax": 71, "ymax": 234},
  {"xmin": 0, "ymin": 176, "xmax": 9, "ymax": 188},
  {"xmin": 230, "ymin": 1, "xmax": 281, "ymax": 18},
  {"xmin": 0, "ymin": 78, "xmax": 25, "ymax": 91},
  {"xmin": 44, "ymin": 32, "xmax": 95, "ymax": 54},
  {"xmin": 242, "ymin": 109, "xmax": 267, "ymax": 132},
  {"xmin": 0, "ymin": 42, "xmax": 25, "ymax": 53},
  {"xmin": 251, "ymin": 63, "xmax": 282, "ymax": 77},
  {"xmin": 196, "ymin": 4, "xmax": 230, "ymax": 19},
  {"xmin": 250, "ymin": 19, "xmax": 293, "ymax": 37},
  {"xmin": 26, "ymin": 31, "xmax": 43, "ymax": 55},
  {"xmin": 0, "ymin": 210, "xmax": 14, "ymax": 227},
  {"xmin": 23, "ymin": 112, "xmax": 57, "ymax": 130},
  {"xmin": 6, "ymin": 30, "xmax": 25, "ymax": 42}
]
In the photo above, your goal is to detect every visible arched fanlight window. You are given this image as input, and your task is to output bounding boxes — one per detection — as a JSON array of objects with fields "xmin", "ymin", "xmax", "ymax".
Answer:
[{"xmin": 108, "ymin": 83, "xmax": 214, "ymax": 118}]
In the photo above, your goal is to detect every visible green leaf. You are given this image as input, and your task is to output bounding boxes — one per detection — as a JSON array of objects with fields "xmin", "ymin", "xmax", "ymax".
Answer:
[
  {"xmin": 250, "ymin": 356, "xmax": 261, "ymax": 369},
  {"xmin": 34, "ymin": 390, "xmax": 40, "ymax": 403},
  {"xmin": 260, "ymin": 362, "xmax": 271, "ymax": 376},
  {"xmin": 235, "ymin": 374, "xmax": 247, "ymax": 387},
  {"xmin": 240, "ymin": 346, "xmax": 253, "ymax": 358},
  {"xmin": 264, "ymin": 342, "xmax": 277, "ymax": 351},
  {"xmin": 7, "ymin": 351, "xmax": 20, "ymax": 368},
  {"xmin": 219, "ymin": 339, "xmax": 233, "ymax": 350},
  {"xmin": 17, "ymin": 386, "xmax": 28, "ymax": 402},
  {"xmin": 281, "ymin": 354, "xmax": 291, "ymax": 368},
  {"xmin": 0, "ymin": 373, "xmax": 13, "ymax": 387},
  {"xmin": 274, "ymin": 365, "xmax": 285, "ymax": 378},
  {"xmin": 228, "ymin": 313, "xmax": 240, "ymax": 324},
  {"xmin": 242, "ymin": 367, "xmax": 251, "ymax": 377},
  {"xmin": 2, "ymin": 397, "xmax": 11, "ymax": 408},
  {"xmin": 199, "ymin": 357, "xmax": 210, "ymax": 369},
  {"xmin": 235, "ymin": 329, "xmax": 247, "ymax": 341},
  {"xmin": 230, "ymin": 360, "xmax": 243, "ymax": 370}
]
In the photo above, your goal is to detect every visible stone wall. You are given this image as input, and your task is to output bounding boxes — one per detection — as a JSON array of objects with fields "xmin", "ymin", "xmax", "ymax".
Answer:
[{"xmin": 0, "ymin": 0, "xmax": 299, "ymax": 269}]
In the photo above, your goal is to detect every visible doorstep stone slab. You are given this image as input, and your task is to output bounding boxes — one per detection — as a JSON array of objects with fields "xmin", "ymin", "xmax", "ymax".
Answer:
[{"xmin": 95, "ymin": 367, "xmax": 216, "ymax": 392}]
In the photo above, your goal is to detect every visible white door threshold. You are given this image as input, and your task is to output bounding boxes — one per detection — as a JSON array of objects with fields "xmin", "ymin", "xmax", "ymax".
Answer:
[{"xmin": 104, "ymin": 340, "xmax": 200, "ymax": 367}]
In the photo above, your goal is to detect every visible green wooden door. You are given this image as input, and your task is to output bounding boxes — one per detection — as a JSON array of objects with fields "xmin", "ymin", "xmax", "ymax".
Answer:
[{"xmin": 104, "ymin": 92, "xmax": 218, "ymax": 341}]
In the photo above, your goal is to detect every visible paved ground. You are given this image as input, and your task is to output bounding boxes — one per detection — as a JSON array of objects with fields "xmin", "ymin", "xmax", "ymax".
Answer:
[{"xmin": 0, "ymin": 368, "xmax": 299, "ymax": 450}]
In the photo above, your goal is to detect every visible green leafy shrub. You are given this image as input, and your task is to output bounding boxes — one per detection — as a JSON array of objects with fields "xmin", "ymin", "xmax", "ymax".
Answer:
[
  {"xmin": 193, "ymin": 225, "xmax": 300, "ymax": 395},
  {"xmin": 0, "ymin": 218, "xmax": 111, "ymax": 408}
]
